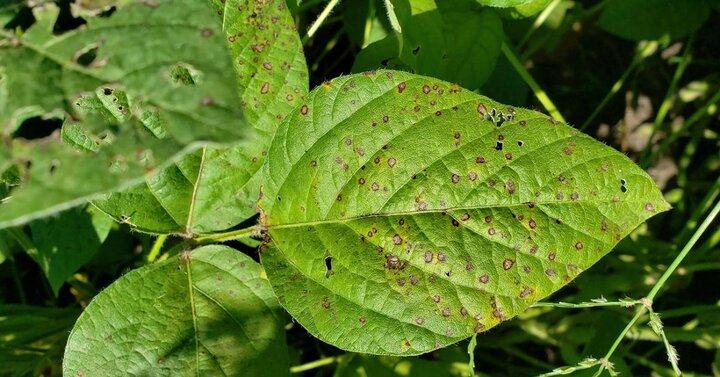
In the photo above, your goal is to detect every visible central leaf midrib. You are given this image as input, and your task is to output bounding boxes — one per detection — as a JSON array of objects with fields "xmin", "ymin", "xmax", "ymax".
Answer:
[{"xmin": 265, "ymin": 198, "xmax": 650, "ymax": 230}]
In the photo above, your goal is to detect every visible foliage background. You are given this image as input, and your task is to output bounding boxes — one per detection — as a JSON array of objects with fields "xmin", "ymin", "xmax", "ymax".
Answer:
[{"xmin": 1, "ymin": 0, "xmax": 719, "ymax": 376}]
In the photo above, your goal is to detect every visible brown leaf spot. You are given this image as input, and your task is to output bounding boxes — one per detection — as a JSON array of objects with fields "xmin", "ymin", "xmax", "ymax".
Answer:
[
  {"xmin": 575, "ymin": 242, "xmax": 584, "ymax": 250},
  {"xmin": 387, "ymin": 157, "xmax": 396, "ymax": 167},
  {"xmin": 451, "ymin": 174, "xmax": 460, "ymax": 184},
  {"xmin": 300, "ymin": 105, "xmax": 309, "ymax": 115},
  {"xmin": 519, "ymin": 286, "xmax": 533, "ymax": 298},
  {"xmin": 392, "ymin": 234, "xmax": 403, "ymax": 245},
  {"xmin": 397, "ymin": 82, "xmax": 407, "ymax": 93},
  {"xmin": 479, "ymin": 274, "xmax": 489, "ymax": 284},
  {"xmin": 502, "ymin": 258, "xmax": 514, "ymax": 270}
]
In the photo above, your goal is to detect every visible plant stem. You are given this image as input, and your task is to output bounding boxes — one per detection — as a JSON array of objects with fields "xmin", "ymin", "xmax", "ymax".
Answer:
[
  {"xmin": 643, "ymin": 89, "xmax": 720, "ymax": 167},
  {"xmin": 502, "ymin": 42, "xmax": 566, "ymax": 123},
  {"xmin": 580, "ymin": 41, "xmax": 657, "ymax": 131},
  {"xmin": 532, "ymin": 299, "xmax": 639, "ymax": 309},
  {"xmin": 194, "ymin": 225, "xmax": 262, "ymax": 244},
  {"xmin": 289, "ymin": 356, "xmax": 337, "ymax": 373},
  {"xmin": 147, "ymin": 234, "xmax": 167, "ymax": 263},
  {"xmin": 518, "ymin": 0, "xmax": 562, "ymax": 49},
  {"xmin": 303, "ymin": 0, "xmax": 341, "ymax": 44},
  {"xmin": 10, "ymin": 259, "xmax": 26, "ymax": 304},
  {"xmin": 641, "ymin": 35, "xmax": 695, "ymax": 162},
  {"xmin": 595, "ymin": 198, "xmax": 720, "ymax": 375}
]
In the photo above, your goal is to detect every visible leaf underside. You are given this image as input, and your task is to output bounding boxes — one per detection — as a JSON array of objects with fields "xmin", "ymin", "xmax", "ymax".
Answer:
[
  {"xmin": 0, "ymin": 0, "xmax": 246, "ymax": 229},
  {"xmin": 259, "ymin": 70, "xmax": 669, "ymax": 356},
  {"xmin": 63, "ymin": 245, "xmax": 289, "ymax": 377},
  {"xmin": 93, "ymin": 0, "xmax": 309, "ymax": 235}
]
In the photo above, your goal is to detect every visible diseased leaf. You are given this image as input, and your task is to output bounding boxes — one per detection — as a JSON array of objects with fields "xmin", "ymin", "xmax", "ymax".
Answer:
[
  {"xmin": 599, "ymin": 0, "xmax": 710, "ymax": 41},
  {"xmin": 353, "ymin": 0, "xmax": 503, "ymax": 89},
  {"xmin": 0, "ymin": 0, "xmax": 247, "ymax": 229},
  {"xmin": 259, "ymin": 70, "xmax": 669, "ymax": 355},
  {"xmin": 63, "ymin": 245, "xmax": 289, "ymax": 377},
  {"xmin": 29, "ymin": 205, "xmax": 113, "ymax": 295},
  {"xmin": 93, "ymin": 0, "xmax": 308, "ymax": 236}
]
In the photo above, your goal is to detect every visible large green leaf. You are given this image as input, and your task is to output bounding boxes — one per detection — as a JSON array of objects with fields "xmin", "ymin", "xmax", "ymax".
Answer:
[
  {"xmin": 93, "ymin": 0, "xmax": 308, "ymax": 235},
  {"xmin": 63, "ymin": 245, "xmax": 289, "ymax": 377},
  {"xmin": 353, "ymin": 0, "xmax": 503, "ymax": 90},
  {"xmin": 0, "ymin": 0, "xmax": 246, "ymax": 229},
  {"xmin": 259, "ymin": 70, "xmax": 669, "ymax": 355},
  {"xmin": 598, "ymin": 0, "xmax": 711, "ymax": 41},
  {"xmin": 28, "ymin": 205, "xmax": 113, "ymax": 295}
]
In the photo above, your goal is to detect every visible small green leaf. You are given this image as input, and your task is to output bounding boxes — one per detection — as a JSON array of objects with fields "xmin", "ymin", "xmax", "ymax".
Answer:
[
  {"xmin": 28, "ymin": 205, "xmax": 113, "ymax": 295},
  {"xmin": 0, "ymin": 0, "xmax": 247, "ymax": 229},
  {"xmin": 599, "ymin": 0, "xmax": 710, "ymax": 41},
  {"xmin": 63, "ymin": 245, "xmax": 289, "ymax": 377},
  {"xmin": 353, "ymin": 0, "xmax": 502, "ymax": 89},
  {"xmin": 259, "ymin": 70, "xmax": 669, "ymax": 355},
  {"xmin": 94, "ymin": 0, "xmax": 309, "ymax": 236}
]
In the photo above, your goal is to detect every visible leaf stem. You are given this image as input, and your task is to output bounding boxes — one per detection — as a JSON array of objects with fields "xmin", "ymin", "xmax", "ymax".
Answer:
[
  {"xmin": 501, "ymin": 42, "xmax": 566, "ymax": 123},
  {"xmin": 194, "ymin": 225, "xmax": 262, "ymax": 244},
  {"xmin": 532, "ymin": 299, "xmax": 639, "ymax": 309},
  {"xmin": 643, "ymin": 89, "xmax": 720, "ymax": 167},
  {"xmin": 289, "ymin": 356, "xmax": 337, "ymax": 373},
  {"xmin": 641, "ymin": 34, "xmax": 695, "ymax": 162},
  {"xmin": 303, "ymin": 0, "xmax": 341, "ymax": 44},
  {"xmin": 595, "ymin": 197, "xmax": 720, "ymax": 375},
  {"xmin": 517, "ymin": 0, "xmax": 562, "ymax": 49},
  {"xmin": 10, "ymin": 259, "xmax": 27, "ymax": 304},
  {"xmin": 147, "ymin": 234, "xmax": 167, "ymax": 263},
  {"xmin": 580, "ymin": 41, "xmax": 657, "ymax": 131}
]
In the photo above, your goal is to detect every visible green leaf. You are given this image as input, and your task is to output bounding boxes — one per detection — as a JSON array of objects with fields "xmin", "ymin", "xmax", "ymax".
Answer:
[
  {"xmin": 0, "ymin": 0, "xmax": 247, "ymax": 229},
  {"xmin": 28, "ymin": 205, "xmax": 113, "ymax": 295},
  {"xmin": 93, "ymin": 0, "xmax": 308, "ymax": 236},
  {"xmin": 598, "ymin": 0, "xmax": 710, "ymax": 41},
  {"xmin": 63, "ymin": 245, "xmax": 289, "ymax": 377},
  {"xmin": 259, "ymin": 70, "xmax": 669, "ymax": 355},
  {"xmin": 496, "ymin": 0, "xmax": 552, "ymax": 19},
  {"xmin": 475, "ymin": 0, "xmax": 535, "ymax": 7},
  {"xmin": 352, "ymin": 0, "xmax": 503, "ymax": 89},
  {"xmin": 335, "ymin": 347, "xmax": 472, "ymax": 377},
  {"xmin": 0, "ymin": 305, "xmax": 80, "ymax": 377}
]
